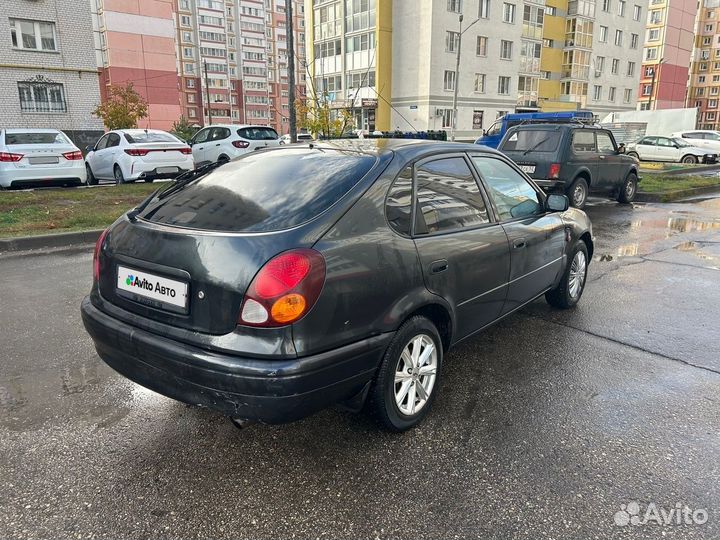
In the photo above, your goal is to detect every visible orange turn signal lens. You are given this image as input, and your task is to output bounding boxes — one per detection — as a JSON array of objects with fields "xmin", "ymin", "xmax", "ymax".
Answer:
[{"xmin": 270, "ymin": 293, "xmax": 307, "ymax": 323}]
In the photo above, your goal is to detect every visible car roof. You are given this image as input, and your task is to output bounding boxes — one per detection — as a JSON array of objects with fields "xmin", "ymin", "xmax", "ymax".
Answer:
[
  {"xmin": 303, "ymin": 138, "xmax": 506, "ymax": 161},
  {"xmin": 506, "ymin": 123, "xmax": 602, "ymax": 131},
  {"xmin": 114, "ymin": 128, "xmax": 171, "ymax": 134},
  {"xmin": 203, "ymin": 124, "xmax": 276, "ymax": 129}
]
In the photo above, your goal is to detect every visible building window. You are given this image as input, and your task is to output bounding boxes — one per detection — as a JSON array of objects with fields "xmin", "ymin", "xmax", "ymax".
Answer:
[
  {"xmin": 186, "ymin": 78, "xmax": 195, "ymax": 88},
  {"xmin": 541, "ymin": 70, "xmax": 551, "ymax": 79},
  {"xmin": 188, "ymin": 108, "xmax": 197, "ymax": 118},
  {"xmin": 710, "ymin": 99, "xmax": 718, "ymax": 108},
  {"xmin": 444, "ymin": 70, "xmax": 456, "ymax": 91},
  {"xmin": 599, "ymin": 26, "xmax": 608, "ymax": 42},
  {"xmin": 500, "ymin": 40, "xmax": 513, "ymax": 59},
  {"xmin": 17, "ymin": 81, "xmax": 66, "ymax": 113},
  {"xmin": 706, "ymin": 24, "xmax": 714, "ymax": 32},
  {"xmin": 614, "ymin": 30, "xmax": 623, "ymax": 46},
  {"xmin": 623, "ymin": 89, "xmax": 632, "ymax": 103},
  {"xmin": 627, "ymin": 61, "xmax": 635, "ymax": 76},
  {"xmin": 611, "ymin": 58, "xmax": 619, "ymax": 74},
  {"xmin": 650, "ymin": 10, "xmax": 663, "ymax": 24},
  {"xmin": 608, "ymin": 87, "xmax": 616, "ymax": 102},
  {"xmin": 479, "ymin": 0, "xmax": 491, "ymax": 18},
  {"xmin": 477, "ymin": 35, "xmax": 488, "ymax": 56},
  {"xmin": 700, "ymin": 75, "xmax": 707, "ymax": 83},
  {"xmin": 543, "ymin": 38, "xmax": 554, "ymax": 47},
  {"xmin": 498, "ymin": 76, "xmax": 511, "ymax": 94},
  {"xmin": 10, "ymin": 19, "xmax": 57, "ymax": 52},
  {"xmin": 545, "ymin": 6, "xmax": 557, "ymax": 15},
  {"xmin": 502, "ymin": 3, "xmax": 516, "ymax": 23},
  {"xmin": 642, "ymin": 84, "xmax": 652, "ymax": 96},
  {"xmin": 644, "ymin": 66, "xmax": 654, "ymax": 77},
  {"xmin": 474, "ymin": 73, "xmax": 486, "ymax": 92},
  {"xmin": 446, "ymin": 31, "xmax": 460, "ymax": 52},
  {"xmin": 596, "ymin": 56, "xmax": 606, "ymax": 73},
  {"xmin": 648, "ymin": 28, "xmax": 659, "ymax": 41},
  {"xmin": 602, "ymin": 0, "xmax": 610, "ymax": 12},
  {"xmin": 633, "ymin": 4, "xmax": 641, "ymax": 20},
  {"xmin": 630, "ymin": 33, "xmax": 639, "ymax": 49},
  {"xmin": 617, "ymin": 0, "xmax": 625, "ymax": 16},
  {"xmin": 645, "ymin": 47, "xmax": 658, "ymax": 61},
  {"xmin": 448, "ymin": 0, "xmax": 462, "ymax": 12},
  {"xmin": 593, "ymin": 85, "xmax": 602, "ymax": 101},
  {"xmin": 180, "ymin": 15, "xmax": 191, "ymax": 26},
  {"xmin": 183, "ymin": 47, "xmax": 194, "ymax": 58}
]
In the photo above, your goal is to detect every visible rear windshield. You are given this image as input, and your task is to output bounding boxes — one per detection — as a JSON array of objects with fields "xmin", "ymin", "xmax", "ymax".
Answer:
[
  {"xmin": 124, "ymin": 131, "xmax": 179, "ymax": 144},
  {"xmin": 500, "ymin": 130, "xmax": 562, "ymax": 152},
  {"xmin": 140, "ymin": 148, "xmax": 377, "ymax": 232},
  {"xmin": 238, "ymin": 127, "xmax": 279, "ymax": 140},
  {"xmin": 5, "ymin": 132, "xmax": 70, "ymax": 145}
]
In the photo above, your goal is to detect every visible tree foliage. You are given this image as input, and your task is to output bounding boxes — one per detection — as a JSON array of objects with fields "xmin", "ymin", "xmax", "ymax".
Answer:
[
  {"xmin": 94, "ymin": 83, "xmax": 149, "ymax": 130},
  {"xmin": 170, "ymin": 115, "xmax": 198, "ymax": 143},
  {"xmin": 295, "ymin": 94, "xmax": 353, "ymax": 139}
]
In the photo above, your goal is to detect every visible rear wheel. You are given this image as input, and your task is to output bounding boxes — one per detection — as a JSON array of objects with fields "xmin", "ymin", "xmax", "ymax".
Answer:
[
  {"xmin": 546, "ymin": 241, "xmax": 589, "ymax": 309},
  {"xmin": 86, "ymin": 164, "xmax": 98, "ymax": 185},
  {"xmin": 567, "ymin": 177, "xmax": 589, "ymax": 209},
  {"xmin": 367, "ymin": 316, "xmax": 442, "ymax": 432},
  {"xmin": 144, "ymin": 177, "xmax": 154, "ymax": 183},
  {"xmin": 113, "ymin": 165, "xmax": 125, "ymax": 185},
  {"xmin": 617, "ymin": 172, "xmax": 638, "ymax": 204},
  {"xmin": 218, "ymin": 154, "xmax": 230, "ymax": 164},
  {"xmin": 681, "ymin": 154, "xmax": 698, "ymax": 164}
]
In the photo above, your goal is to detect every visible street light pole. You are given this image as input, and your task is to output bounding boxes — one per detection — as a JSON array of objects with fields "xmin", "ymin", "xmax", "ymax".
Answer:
[{"xmin": 450, "ymin": 14, "xmax": 480, "ymax": 141}]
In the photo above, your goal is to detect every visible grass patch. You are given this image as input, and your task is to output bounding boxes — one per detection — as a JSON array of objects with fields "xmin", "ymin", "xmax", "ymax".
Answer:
[
  {"xmin": 639, "ymin": 174, "xmax": 720, "ymax": 193},
  {"xmin": 0, "ymin": 184, "xmax": 159, "ymax": 238}
]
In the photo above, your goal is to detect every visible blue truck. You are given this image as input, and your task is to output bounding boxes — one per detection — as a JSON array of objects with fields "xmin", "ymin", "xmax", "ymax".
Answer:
[{"xmin": 475, "ymin": 110, "xmax": 596, "ymax": 149}]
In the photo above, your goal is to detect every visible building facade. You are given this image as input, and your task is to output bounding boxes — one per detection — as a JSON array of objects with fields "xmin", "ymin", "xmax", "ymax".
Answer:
[
  {"xmin": 1, "ymin": 0, "xmax": 103, "ymax": 146},
  {"xmin": 305, "ymin": 0, "xmax": 645, "ymax": 139},
  {"xmin": 687, "ymin": 0, "xmax": 720, "ymax": 128},
  {"xmin": 637, "ymin": 0, "xmax": 695, "ymax": 110}
]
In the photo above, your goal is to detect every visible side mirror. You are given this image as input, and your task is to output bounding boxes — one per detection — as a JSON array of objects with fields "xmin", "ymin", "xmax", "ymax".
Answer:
[
  {"xmin": 617, "ymin": 143, "xmax": 626, "ymax": 154},
  {"xmin": 673, "ymin": 144, "xmax": 680, "ymax": 149},
  {"xmin": 85, "ymin": 145, "xmax": 93, "ymax": 153},
  {"xmin": 547, "ymin": 194, "xmax": 569, "ymax": 212}
]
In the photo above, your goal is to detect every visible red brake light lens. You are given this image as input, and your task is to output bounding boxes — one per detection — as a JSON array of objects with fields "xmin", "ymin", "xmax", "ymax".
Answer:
[
  {"xmin": 0, "ymin": 152, "xmax": 23, "ymax": 162},
  {"xmin": 549, "ymin": 163, "xmax": 561, "ymax": 179},
  {"xmin": 93, "ymin": 228, "xmax": 110, "ymax": 282},
  {"xmin": 124, "ymin": 148, "xmax": 150, "ymax": 156},
  {"xmin": 239, "ymin": 249, "xmax": 326, "ymax": 327},
  {"xmin": 62, "ymin": 150, "xmax": 83, "ymax": 160},
  {"xmin": 179, "ymin": 147, "xmax": 192, "ymax": 154},
  {"xmin": 232, "ymin": 140, "xmax": 250, "ymax": 148}
]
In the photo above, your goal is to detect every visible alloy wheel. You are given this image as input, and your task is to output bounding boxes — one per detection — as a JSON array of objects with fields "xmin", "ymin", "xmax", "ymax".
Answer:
[
  {"xmin": 573, "ymin": 184, "xmax": 586, "ymax": 207},
  {"xmin": 568, "ymin": 250, "xmax": 587, "ymax": 299},
  {"xmin": 394, "ymin": 334, "xmax": 438, "ymax": 416}
]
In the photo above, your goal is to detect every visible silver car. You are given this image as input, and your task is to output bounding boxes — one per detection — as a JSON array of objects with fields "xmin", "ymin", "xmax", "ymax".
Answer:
[
  {"xmin": 0, "ymin": 129, "xmax": 86, "ymax": 189},
  {"xmin": 625, "ymin": 136, "xmax": 718, "ymax": 164}
]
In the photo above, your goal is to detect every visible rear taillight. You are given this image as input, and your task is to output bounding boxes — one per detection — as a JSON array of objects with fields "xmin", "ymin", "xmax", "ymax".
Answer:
[
  {"xmin": 125, "ymin": 148, "xmax": 149, "ymax": 156},
  {"xmin": 179, "ymin": 147, "xmax": 192, "ymax": 154},
  {"xmin": 0, "ymin": 152, "xmax": 23, "ymax": 162},
  {"xmin": 232, "ymin": 140, "xmax": 250, "ymax": 149},
  {"xmin": 93, "ymin": 228, "xmax": 110, "ymax": 282},
  {"xmin": 62, "ymin": 150, "xmax": 83, "ymax": 160},
  {"xmin": 238, "ymin": 249, "xmax": 326, "ymax": 327},
  {"xmin": 549, "ymin": 163, "xmax": 561, "ymax": 179}
]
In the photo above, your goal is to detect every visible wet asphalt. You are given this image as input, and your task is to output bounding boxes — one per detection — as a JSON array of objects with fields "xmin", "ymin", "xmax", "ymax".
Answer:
[{"xmin": 1, "ymin": 194, "xmax": 719, "ymax": 540}]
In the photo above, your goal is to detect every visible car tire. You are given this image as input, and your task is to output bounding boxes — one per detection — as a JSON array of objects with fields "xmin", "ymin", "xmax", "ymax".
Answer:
[
  {"xmin": 545, "ymin": 240, "xmax": 589, "ymax": 309},
  {"xmin": 218, "ymin": 154, "xmax": 230, "ymax": 164},
  {"xmin": 681, "ymin": 154, "xmax": 698, "ymax": 164},
  {"xmin": 114, "ymin": 165, "xmax": 126, "ymax": 185},
  {"xmin": 567, "ymin": 177, "xmax": 589, "ymax": 209},
  {"xmin": 627, "ymin": 151, "xmax": 640, "ymax": 161},
  {"xmin": 366, "ymin": 316, "xmax": 443, "ymax": 432},
  {"xmin": 617, "ymin": 172, "xmax": 638, "ymax": 204},
  {"xmin": 85, "ymin": 164, "xmax": 98, "ymax": 186},
  {"xmin": 145, "ymin": 178, "xmax": 154, "ymax": 183}
]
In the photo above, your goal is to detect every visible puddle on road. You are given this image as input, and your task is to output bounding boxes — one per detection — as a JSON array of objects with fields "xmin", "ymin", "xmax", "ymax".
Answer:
[{"xmin": 674, "ymin": 241, "xmax": 720, "ymax": 269}]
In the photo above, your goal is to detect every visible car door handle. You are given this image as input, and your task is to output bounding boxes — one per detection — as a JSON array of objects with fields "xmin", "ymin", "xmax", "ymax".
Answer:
[
  {"xmin": 513, "ymin": 238, "xmax": 527, "ymax": 249},
  {"xmin": 198, "ymin": 146, "xmax": 204, "ymax": 150},
  {"xmin": 429, "ymin": 259, "xmax": 449, "ymax": 274},
  {"xmin": 215, "ymin": 143, "xmax": 221, "ymax": 146}
]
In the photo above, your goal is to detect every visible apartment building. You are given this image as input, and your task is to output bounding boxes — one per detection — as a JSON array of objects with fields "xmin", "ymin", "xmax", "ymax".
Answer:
[
  {"xmin": 92, "ymin": 0, "xmax": 182, "ymax": 131},
  {"xmin": 175, "ymin": 0, "xmax": 305, "ymax": 134},
  {"xmin": 305, "ymin": 0, "xmax": 645, "ymax": 139},
  {"xmin": 637, "ymin": 0, "xmax": 695, "ymax": 110},
  {"xmin": 687, "ymin": 0, "xmax": 720, "ymax": 128},
  {"xmin": 1, "ymin": 0, "xmax": 103, "ymax": 147}
]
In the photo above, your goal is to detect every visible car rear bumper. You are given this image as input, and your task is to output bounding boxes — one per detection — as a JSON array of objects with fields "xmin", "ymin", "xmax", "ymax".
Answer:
[
  {"xmin": 81, "ymin": 296, "xmax": 389, "ymax": 423},
  {"xmin": 0, "ymin": 163, "xmax": 86, "ymax": 187},
  {"xmin": 127, "ymin": 158, "xmax": 194, "ymax": 180}
]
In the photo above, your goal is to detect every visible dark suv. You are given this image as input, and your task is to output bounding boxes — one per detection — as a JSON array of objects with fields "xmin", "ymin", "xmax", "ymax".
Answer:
[{"xmin": 498, "ymin": 124, "xmax": 639, "ymax": 209}]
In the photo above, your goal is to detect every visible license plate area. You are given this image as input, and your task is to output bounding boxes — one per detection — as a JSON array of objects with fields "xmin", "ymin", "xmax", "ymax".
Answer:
[
  {"xmin": 519, "ymin": 164, "xmax": 536, "ymax": 174},
  {"xmin": 156, "ymin": 166, "xmax": 180, "ymax": 174},
  {"xmin": 29, "ymin": 156, "xmax": 59, "ymax": 165},
  {"xmin": 116, "ymin": 264, "xmax": 189, "ymax": 314}
]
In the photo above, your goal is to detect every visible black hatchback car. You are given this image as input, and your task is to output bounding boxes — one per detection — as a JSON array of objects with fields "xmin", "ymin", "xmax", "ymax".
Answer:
[
  {"xmin": 498, "ymin": 124, "xmax": 640, "ymax": 209},
  {"xmin": 82, "ymin": 140, "xmax": 593, "ymax": 431}
]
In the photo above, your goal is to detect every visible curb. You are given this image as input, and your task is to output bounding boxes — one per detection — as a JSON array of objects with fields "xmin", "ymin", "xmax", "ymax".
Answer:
[
  {"xmin": 0, "ymin": 229, "xmax": 104, "ymax": 253},
  {"xmin": 636, "ymin": 184, "xmax": 720, "ymax": 203}
]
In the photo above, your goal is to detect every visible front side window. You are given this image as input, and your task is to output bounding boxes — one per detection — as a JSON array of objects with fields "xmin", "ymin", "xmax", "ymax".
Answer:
[
  {"xmin": 414, "ymin": 158, "xmax": 490, "ymax": 234},
  {"xmin": 639, "ymin": 137, "xmax": 657, "ymax": 146},
  {"xmin": 471, "ymin": 157, "xmax": 542, "ymax": 220},
  {"xmin": 17, "ymin": 82, "xmax": 66, "ymax": 113},
  {"xmin": 572, "ymin": 130, "xmax": 596, "ymax": 152},
  {"xmin": 595, "ymin": 131, "xmax": 616, "ymax": 153},
  {"xmin": 10, "ymin": 19, "xmax": 57, "ymax": 51}
]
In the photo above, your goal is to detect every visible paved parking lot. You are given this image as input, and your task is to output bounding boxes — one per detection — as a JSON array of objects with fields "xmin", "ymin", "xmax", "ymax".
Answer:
[{"xmin": 1, "ymin": 195, "xmax": 719, "ymax": 539}]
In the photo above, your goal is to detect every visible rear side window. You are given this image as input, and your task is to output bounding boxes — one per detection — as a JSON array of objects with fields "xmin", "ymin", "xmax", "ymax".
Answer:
[
  {"xmin": 238, "ymin": 127, "xmax": 279, "ymax": 140},
  {"xmin": 211, "ymin": 128, "xmax": 231, "ymax": 141},
  {"xmin": 124, "ymin": 131, "xmax": 178, "ymax": 144},
  {"xmin": 572, "ymin": 130, "xmax": 596, "ymax": 152},
  {"xmin": 107, "ymin": 133, "xmax": 121, "ymax": 147},
  {"xmin": 639, "ymin": 137, "xmax": 657, "ymax": 146},
  {"xmin": 5, "ymin": 131, "xmax": 70, "ymax": 145},
  {"xmin": 414, "ymin": 157, "xmax": 490, "ymax": 234},
  {"xmin": 386, "ymin": 166, "xmax": 413, "ymax": 235},
  {"xmin": 141, "ymin": 148, "xmax": 377, "ymax": 232},
  {"xmin": 500, "ymin": 130, "xmax": 561, "ymax": 152}
]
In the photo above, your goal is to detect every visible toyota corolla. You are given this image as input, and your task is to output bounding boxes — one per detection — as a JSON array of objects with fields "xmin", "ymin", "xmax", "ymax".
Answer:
[{"xmin": 81, "ymin": 140, "xmax": 593, "ymax": 431}]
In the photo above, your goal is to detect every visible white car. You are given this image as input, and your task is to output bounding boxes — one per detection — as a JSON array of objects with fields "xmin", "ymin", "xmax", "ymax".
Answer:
[
  {"xmin": 0, "ymin": 129, "xmax": 86, "ymax": 189},
  {"xmin": 625, "ymin": 136, "xmax": 718, "ymax": 164},
  {"xmin": 670, "ymin": 130, "xmax": 720, "ymax": 153},
  {"xmin": 189, "ymin": 124, "xmax": 281, "ymax": 165},
  {"xmin": 85, "ymin": 129, "xmax": 193, "ymax": 184}
]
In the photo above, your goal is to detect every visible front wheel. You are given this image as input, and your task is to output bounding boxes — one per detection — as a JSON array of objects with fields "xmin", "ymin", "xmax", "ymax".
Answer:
[
  {"xmin": 617, "ymin": 172, "xmax": 637, "ymax": 203},
  {"xmin": 567, "ymin": 177, "xmax": 589, "ymax": 209},
  {"xmin": 366, "ymin": 316, "xmax": 443, "ymax": 432},
  {"xmin": 681, "ymin": 154, "xmax": 698, "ymax": 164},
  {"xmin": 546, "ymin": 241, "xmax": 589, "ymax": 309}
]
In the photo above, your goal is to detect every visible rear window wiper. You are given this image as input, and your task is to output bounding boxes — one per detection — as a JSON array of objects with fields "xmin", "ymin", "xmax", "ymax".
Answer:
[
  {"xmin": 156, "ymin": 160, "xmax": 225, "ymax": 200},
  {"xmin": 522, "ymin": 136, "xmax": 552, "ymax": 155}
]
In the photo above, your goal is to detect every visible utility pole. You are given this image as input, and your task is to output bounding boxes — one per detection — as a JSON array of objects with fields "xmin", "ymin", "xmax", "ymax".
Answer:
[
  {"xmin": 450, "ymin": 14, "xmax": 480, "ymax": 141},
  {"xmin": 286, "ymin": 0, "xmax": 297, "ymax": 142},
  {"xmin": 204, "ymin": 60, "xmax": 213, "ymax": 126}
]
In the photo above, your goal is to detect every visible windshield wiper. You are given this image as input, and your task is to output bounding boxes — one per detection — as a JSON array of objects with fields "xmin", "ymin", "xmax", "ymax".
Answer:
[
  {"xmin": 127, "ymin": 186, "xmax": 163, "ymax": 222},
  {"xmin": 522, "ymin": 136, "xmax": 552, "ymax": 155},
  {"xmin": 156, "ymin": 160, "xmax": 225, "ymax": 200}
]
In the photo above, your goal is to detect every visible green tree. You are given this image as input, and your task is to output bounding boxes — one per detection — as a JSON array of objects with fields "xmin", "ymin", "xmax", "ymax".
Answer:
[
  {"xmin": 94, "ymin": 82, "xmax": 148, "ymax": 130},
  {"xmin": 170, "ymin": 115, "xmax": 198, "ymax": 143},
  {"xmin": 295, "ymin": 94, "xmax": 353, "ymax": 139}
]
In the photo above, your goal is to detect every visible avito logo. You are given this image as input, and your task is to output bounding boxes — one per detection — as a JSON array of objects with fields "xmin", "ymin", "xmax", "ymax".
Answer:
[{"xmin": 125, "ymin": 274, "xmax": 177, "ymax": 298}]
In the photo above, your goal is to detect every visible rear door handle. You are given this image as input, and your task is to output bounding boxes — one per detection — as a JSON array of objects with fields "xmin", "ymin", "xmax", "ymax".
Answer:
[
  {"xmin": 513, "ymin": 238, "xmax": 527, "ymax": 249},
  {"xmin": 429, "ymin": 259, "xmax": 449, "ymax": 274},
  {"xmin": 215, "ymin": 143, "xmax": 221, "ymax": 146}
]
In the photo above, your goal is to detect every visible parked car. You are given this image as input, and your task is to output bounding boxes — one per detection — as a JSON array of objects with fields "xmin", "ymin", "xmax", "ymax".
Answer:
[
  {"xmin": 475, "ymin": 110, "xmax": 595, "ymax": 148},
  {"xmin": 670, "ymin": 130, "xmax": 720, "ymax": 152},
  {"xmin": 189, "ymin": 124, "xmax": 280, "ymax": 165},
  {"xmin": 85, "ymin": 129, "xmax": 193, "ymax": 185},
  {"xmin": 279, "ymin": 133, "xmax": 314, "ymax": 144},
  {"xmin": 81, "ymin": 140, "xmax": 593, "ymax": 431},
  {"xmin": 498, "ymin": 124, "xmax": 639, "ymax": 209},
  {"xmin": 0, "ymin": 128, "xmax": 86, "ymax": 189},
  {"xmin": 625, "ymin": 136, "xmax": 717, "ymax": 164}
]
